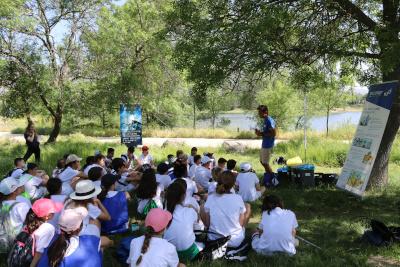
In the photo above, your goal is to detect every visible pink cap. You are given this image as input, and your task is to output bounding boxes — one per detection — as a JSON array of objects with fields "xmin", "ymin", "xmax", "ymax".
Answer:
[
  {"xmin": 32, "ymin": 198, "xmax": 63, "ymax": 218},
  {"xmin": 59, "ymin": 209, "xmax": 86, "ymax": 232},
  {"xmin": 145, "ymin": 208, "xmax": 172, "ymax": 232}
]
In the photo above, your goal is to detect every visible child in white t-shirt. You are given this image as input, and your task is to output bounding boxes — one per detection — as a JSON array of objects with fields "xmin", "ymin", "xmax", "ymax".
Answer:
[
  {"xmin": 164, "ymin": 182, "xmax": 203, "ymax": 262},
  {"xmin": 136, "ymin": 169, "xmax": 163, "ymax": 217},
  {"xmin": 0, "ymin": 177, "xmax": 31, "ymax": 235},
  {"xmin": 8, "ymin": 157, "xmax": 25, "ymax": 179},
  {"xmin": 127, "ymin": 208, "xmax": 183, "ymax": 267},
  {"xmin": 156, "ymin": 163, "xmax": 172, "ymax": 190},
  {"xmin": 188, "ymin": 155, "xmax": 201, "ymax": 179},
  {"xmin": 19, "ymin": 163, "xmax": 49, "ymax": 201},
  {"xmin": 208, "ymin": 167, "xmax": 223, "ymax": 195},
  {"xmin": 202, "ymin": 171, "xmax": 251, "ymax": 248},
  {"xmin": 65, "ymin": 180, "xmax": 111, "ymax": 235},
  {"xmin": 111, "ymin": 158, "xmax": 141, "ymax": 192},
  {"xmin": 58, "ymin": 154, "xmax": 87, "ymax": 195},
  {"xmin": 16, "ymin": 198, "xmax": 63, "ymax": 267},
  {"xmin": 84, "ymin": 154, "xmax": 107, "ymax": 176},
  {"xmin": 236, "ymin": 163, "xmax": 265, "ymax": 202},
  {"xmin": 138, "ymin": 145, "xmax": 154, "ymax": 167},
  {"xmin": 252, "ymin": 195, "xmax": 299, "ymax": 256},
  {"xmin": 45, "ymin": 178, "xmax": 67, "ymax": 229},
  {"xmin": 52, "ymin": 158, "xmax": 65, "ymax": 179}
]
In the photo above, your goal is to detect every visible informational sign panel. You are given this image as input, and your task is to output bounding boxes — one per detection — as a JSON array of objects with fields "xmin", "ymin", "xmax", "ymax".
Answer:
[
  {"xmin": 336, "ymin": 81, "xmax": 398, "ymax": 196},
  {"xmin": 120, "ymin": 104, "xmax": 142, "ymax": 146}
]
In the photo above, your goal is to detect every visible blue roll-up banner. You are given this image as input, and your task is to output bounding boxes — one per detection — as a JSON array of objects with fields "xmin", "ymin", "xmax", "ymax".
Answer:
[
  {"xmin": 120, "ymin": 104, "xmax": 142, "ymax": 146},
  {"xmin": 336, "ymin": 81, "xmax": 398, "ymax": 196}
]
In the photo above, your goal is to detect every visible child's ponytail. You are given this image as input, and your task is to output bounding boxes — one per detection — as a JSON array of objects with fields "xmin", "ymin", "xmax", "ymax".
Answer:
[
  {"xmin": 216, "ymin": 170, "xmax": 235, "ymax": 195},
  {"xmin": 262, "ymin": 195, "xmax": 283, "ymax": 214},
  {"xmin": 136, "ymin": 226, "xmax": 155, "ymax": 265},
  {"xmin": 24, "ymin": 209, "xmax": 45, "ymax": 234},
  {"xmin": 166, "ymin": 182, "xmax": 185, "ymax": 214},
  {"xmin": 48, "ymin": 230, "xmax": 72, "ymax": 267}
]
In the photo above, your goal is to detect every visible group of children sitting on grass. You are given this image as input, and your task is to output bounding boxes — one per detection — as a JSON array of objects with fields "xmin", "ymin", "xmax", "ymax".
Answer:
[{"xmin": 0, "ymin": 146, "xmax": 298, "ymax": 266}]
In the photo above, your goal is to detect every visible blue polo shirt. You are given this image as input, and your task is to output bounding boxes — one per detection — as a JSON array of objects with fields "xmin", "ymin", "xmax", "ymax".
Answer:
[{"xmin": 262, "ymin": 116, "xmax": 276, "ymax": 149}]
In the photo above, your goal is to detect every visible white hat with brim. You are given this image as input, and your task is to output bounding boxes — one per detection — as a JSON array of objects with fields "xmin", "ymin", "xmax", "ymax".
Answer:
[
  {"xmin": 240, "ymin": 163, "xmax": 252, "ymax": 172},
  {"xmin": 0, "ymin": 177, "xmax": 20, "ymax": 195},
  {"xmin": 201, "ymin": 156, "xmax": 212, "ymax": 165},
  {"xmin": 66, "ymin": 154, "xmax": 82, "ymax": 165},
  {"xmin": 69, "ymin": 180, "xmax": 101, "ymax": 200}
]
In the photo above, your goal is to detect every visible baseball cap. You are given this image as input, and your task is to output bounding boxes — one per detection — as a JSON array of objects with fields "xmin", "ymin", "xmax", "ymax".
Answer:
[
  {"xmin": 0, "ymin": 177, "xmax": 21, "ymax": 195},
  {"xmin": 59, "ymin": 209, "xmax": 86, "ymax": 232},
  {"xmin": 145, "ymin": 208, "xmax": 172, "ymax": 232},
  {"xmin": 142, "ymin": 145, "xmax": 149, "ymax": 151},
  {"xmin": 240, "ymin": 163, "xmax": 252, "ymax": 172},
  {"xmin": 65, "ymin": 154, "xmax": 82, "ymax": 165},
  {"xmin": 201, "ymin": 156, "xmax": 212, "ymax": 165},
  {"xmin": 101, "ymin": 174, "xmax": 119, "ymax": 188},
  {"xmin": 32, "ymin": 198, "xmax": 63, "ymax": 218}
]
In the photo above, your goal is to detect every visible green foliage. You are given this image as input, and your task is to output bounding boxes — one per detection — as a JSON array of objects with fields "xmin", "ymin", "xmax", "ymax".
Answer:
[
  {"xmin": 83, "ymin": 0, "xmax": 189, "ymax": 128},
  {"xmin": 256, "ymin": 77, "xmax": 302, "ymax": 130}
]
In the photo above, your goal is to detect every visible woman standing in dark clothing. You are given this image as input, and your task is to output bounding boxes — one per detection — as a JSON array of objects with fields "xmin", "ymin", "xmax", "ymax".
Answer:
[{"xmin": 23, "ymin": 123, "xmax": 40, "ymax": 162}]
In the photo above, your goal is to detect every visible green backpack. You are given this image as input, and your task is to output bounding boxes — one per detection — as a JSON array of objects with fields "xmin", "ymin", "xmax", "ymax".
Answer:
[
  {"xmin": 0, "ymin": 202, "xmax": 19, "ymax": 254},
  {"xmin": 141, "ymin": 199, "xmax": 158, "ymax": 218}
]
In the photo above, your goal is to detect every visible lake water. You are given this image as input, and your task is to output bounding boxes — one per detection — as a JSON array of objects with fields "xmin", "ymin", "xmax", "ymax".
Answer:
[{"xmin": 197, "ymin": 111, "xmax": 362, "ymax": 132}]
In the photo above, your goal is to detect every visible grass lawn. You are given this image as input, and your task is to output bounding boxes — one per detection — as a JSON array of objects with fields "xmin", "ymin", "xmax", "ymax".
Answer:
[{"xmin": 1, "ymin": 135, "xmax": 400, "ymax": 267}]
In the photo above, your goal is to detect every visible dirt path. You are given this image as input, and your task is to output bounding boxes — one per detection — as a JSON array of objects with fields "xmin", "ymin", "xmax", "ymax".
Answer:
[{"xmin": 0, "ymin": 132, "xmax": 288, "ymax": 148}]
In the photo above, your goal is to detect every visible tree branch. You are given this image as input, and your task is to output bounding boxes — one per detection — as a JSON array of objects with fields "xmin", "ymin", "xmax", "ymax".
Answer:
[{"xmin": 332, "ymin": 0, "xmax": 377, "ymax": 29}]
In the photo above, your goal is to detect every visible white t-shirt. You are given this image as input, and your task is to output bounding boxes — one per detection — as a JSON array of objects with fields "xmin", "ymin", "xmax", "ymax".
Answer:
[
  {"xmin": 127, "ymin": 236, "xmax": 179, "ymax": 267},
  {"xmin": 1, "ymin": 200, "xmax": 30, "ymax": 233},
  {"xmin": 58, "ymin": 167, "xmax": 79, "ymax": 195},
  {"xmin": 24, "ymin": 175, "xmax": 46, "ymax": 200},
  {"xmin": 204, "ymin": 194, "xmax": 246, "ymax": 248},
  {"xmin": 139, "ymin": 154, "xmax": 153, "ymax": 165},
  {"xmin": 194, "ymin": 166, "xmax": 212, "ymax": 190},
  {"xmin": 188, "ymin": 155, "xmax": 194, "ymax": 166},
  {"xmin": 11, "ymin": 168, "xmax": 24, "ymax": 179},
  {"xmin": 156, "ymin": 174, "xmax": 172, "ymax": 190},
  {"xmin": 84, "ymin": 164, "xmax": 107, "ymax": 176},
  {"xmin": 48, "ymin": 195, "xmax": 67, "ymax": 229},
  {"xmin": 33, "ymin": 222, "xmax": 55, "ymax": 253},
  {"xmin": 182, "ymin": 178, "xmax": 198, "ymax": 198},
  {"xmin": 252, "ymin": 208, "xmax": 298, "ymax": 255},
  {"xmin": 115, "ymin": 172, "xmax": 135, "ymax": 192},
  {"xmin": 236, "ymin": 172, "xmax": 261, "ymax": 202},
  {"xmin": 137, "ymin": 185, "xmax": 163, "ymax": 214},
  {"xmin": 188, "ymin": 164, "xmax": 199, "ymax": 179},
  {"xmin": 164, "ymin": 204, "xmax": 197, "ymax": 251}
]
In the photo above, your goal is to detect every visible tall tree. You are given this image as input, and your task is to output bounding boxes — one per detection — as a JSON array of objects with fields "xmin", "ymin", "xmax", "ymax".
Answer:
[
  {"xmin": 166, "ymin": 0, "xmax": 400, "ymax": 188},
  {"xmin": 83, "ymin": 0, "xmax": 188, "ymax": 128},
  {"xmin": 0, "ymin": 0, "xmax": 105, "ymax": 142}
]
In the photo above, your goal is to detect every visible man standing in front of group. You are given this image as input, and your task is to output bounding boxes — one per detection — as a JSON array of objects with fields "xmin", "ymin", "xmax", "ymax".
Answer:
[{"xmin": 255, "ymin": 105, "xmax": 276, "ymax": 187}]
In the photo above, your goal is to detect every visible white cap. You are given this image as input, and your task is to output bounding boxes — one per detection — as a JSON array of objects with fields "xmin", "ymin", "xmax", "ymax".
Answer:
[
  {"xmin": 201, "ymin": 156, "xmax": 212, "ymax": 165},
  {"xmin": 0, "ymin": 177, "xmax": 22, "ymax": 195},
  {"xmin": 66, "ymin": 154, "xmax": 82, "ymax": 165},
  {"xmin": 240, "ymin": 163, "xmax": 252, "ymax": 172}
]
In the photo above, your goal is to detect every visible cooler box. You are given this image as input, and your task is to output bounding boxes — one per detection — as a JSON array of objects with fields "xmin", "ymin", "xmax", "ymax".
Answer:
[{"xmin": 292, "ymin": 164, "xmax": 315, "ymax": 187}]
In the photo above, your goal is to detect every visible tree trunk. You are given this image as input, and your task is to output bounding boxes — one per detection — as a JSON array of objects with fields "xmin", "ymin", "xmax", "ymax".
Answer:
[
  {"xmin": 193, "ymin": 102, "xmax": 196, "ymax": 129},
  {"xmin": 367, "ymin": 70, "xmax": 400, "ymax": 188},
  {"xmin": 326, "ymin": 109, "xmax": 330, "ymax": 137},
  {"xmin": 46, "ymin": 113, "xmax": 62, "ymax": 143}
]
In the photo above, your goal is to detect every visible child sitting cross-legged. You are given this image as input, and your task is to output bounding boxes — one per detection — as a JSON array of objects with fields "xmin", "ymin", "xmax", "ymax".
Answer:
[
  {"xmin": 236, "ymin": 163, "xmax": 265, "ymax": 202},
  {"xmin": 252, "ymin": 195, "xmax": 299, "ymax": 256}
]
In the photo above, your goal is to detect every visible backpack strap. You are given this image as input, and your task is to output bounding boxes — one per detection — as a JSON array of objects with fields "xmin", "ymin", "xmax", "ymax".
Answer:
[{"xmin": 1, "ymin": 201, "xmax": 20, "ymax": 213}]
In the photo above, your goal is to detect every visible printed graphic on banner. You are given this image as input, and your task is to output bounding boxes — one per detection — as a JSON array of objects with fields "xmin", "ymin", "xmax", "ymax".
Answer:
[
  {"xmin": 120, "ymin": 104, "xmax": 142, "ymax": 145},
  {"xmin": 336, "ymin": 81, "xmax": 398, "ymax": 196}
]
